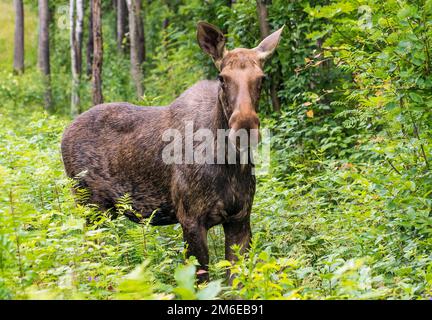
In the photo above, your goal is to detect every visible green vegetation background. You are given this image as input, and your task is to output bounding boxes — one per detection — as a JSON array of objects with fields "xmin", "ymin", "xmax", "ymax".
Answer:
[{"xmin": 0, "ymin": 0, "xmax": 431, "ymax": 299}]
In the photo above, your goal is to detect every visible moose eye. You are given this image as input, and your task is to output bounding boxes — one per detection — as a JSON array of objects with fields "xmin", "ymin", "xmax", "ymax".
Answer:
[
  {"xmin": 217, "ymin": 74, "xmax": 225, "ymax": 84},
  {"xmin": 262, "ymin": 74, "xmax": 268, "ymax": 82}
]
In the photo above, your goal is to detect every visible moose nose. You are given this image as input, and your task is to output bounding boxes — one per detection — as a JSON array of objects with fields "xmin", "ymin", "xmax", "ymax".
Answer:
[
  {"xmin": 228, "ymin": 110, "xmax": 260, "ymax": 131},
  {"xmin": 228, "ymin": 111, "xmax": 261, "ymax": 150}
]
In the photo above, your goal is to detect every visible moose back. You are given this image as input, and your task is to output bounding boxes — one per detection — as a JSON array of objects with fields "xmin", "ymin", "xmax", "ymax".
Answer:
[{"xmin": 61, "ymin": 22, "xmax": 283, "ymax": 282}]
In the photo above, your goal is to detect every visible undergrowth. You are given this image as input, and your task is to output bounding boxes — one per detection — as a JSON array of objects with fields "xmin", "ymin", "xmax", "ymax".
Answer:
[{"xmin": 0, "ymin": 104, "xmax": 430, "ymax": 300}]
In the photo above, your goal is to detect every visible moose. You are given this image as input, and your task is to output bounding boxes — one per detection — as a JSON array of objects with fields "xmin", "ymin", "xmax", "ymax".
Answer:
[{"xmin": 61, "ymin": 22, "xmax": 283, "ymax": 282}]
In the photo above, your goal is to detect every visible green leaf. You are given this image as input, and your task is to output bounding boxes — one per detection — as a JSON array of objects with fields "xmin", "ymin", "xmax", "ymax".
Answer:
[
  {"xmin": 196, "ymin": 280, "xmax": 222, "ymax": 300},
  {"xmin": 258, "ymin": 250, "xmax": 270, "ymax": 262},
  {"xmin": 174, "ymin": 264, "xmax": 196, "ymax": 293},
  {"xmin": 426, "ymin": 0, "xmax": 432, "ymax": 12},
  {"xmin": 408, "ymin": 92, "xmax": 423, "ymax": 103},
  {"xmin": 215, "ymin": 260, "xmax": 232, "ymax": 268},
  {"xmin": 173, "ymin": 287, "xmax": 196, "ymax": 300}
]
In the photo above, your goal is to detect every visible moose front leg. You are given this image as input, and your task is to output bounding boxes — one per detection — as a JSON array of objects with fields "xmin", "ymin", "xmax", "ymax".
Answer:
[
  {"xmin": 223, "ymin": 216, "xmax": 252, "ymax": 283},
  {"xmin": 181, "ymin": 221, "xmax": 209, "ymax": 283}
]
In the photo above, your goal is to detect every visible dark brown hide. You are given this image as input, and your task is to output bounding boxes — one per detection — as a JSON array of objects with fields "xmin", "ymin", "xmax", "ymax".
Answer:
[{"xmin": 62, "ymin": 22, "xmax": 282, "ymax": 282}]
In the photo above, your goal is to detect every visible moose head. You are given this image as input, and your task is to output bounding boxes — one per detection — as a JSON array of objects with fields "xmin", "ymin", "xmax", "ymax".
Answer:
[{"xmin": 197, "ymin": 22, "xmax": 283, "ymax": 148}]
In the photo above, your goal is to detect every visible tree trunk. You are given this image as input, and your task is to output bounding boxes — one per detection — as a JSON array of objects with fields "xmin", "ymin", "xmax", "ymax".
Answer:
[
  {"xmin": 13, "ymin": 0, "xmax": 24, "ymax": 74},
  {"xmin": 38, "ymin": 0, "xmax": 52, "ymax": 111},
  {"xmin": 257, "ymin": 0, "xmax": 270, "ymax": 37},
  {"xmin": 70, "ymin": 0, "xmax": 84, "ymax": 117},
  {"xmin": 86, "ymin": 0, "xmax": 94, "ymax": 77},
  {"xmin": 127, "ymin": 0, "xmax": 144, "ymax": 98},
  {"xmin": 256, "ymin": 0, "xmax": 281, "ymax": 112},
  {"xmin": 136, "ymin": 0, "xmax": 145, "ymax": 64},
  {"xmin": 92, "ymin": 0, "xmax": 103, "ymax": 105},
  {"xmin": 117, "ymin": 0, "xmax": 128, "ymax": 53},
  {"xmin": 76, "ymin": 0, "xmax": 84, "ymax": 75},
  {"xmin": 227, "ymin": 0, "xmax": 236, "ymax": 7}
]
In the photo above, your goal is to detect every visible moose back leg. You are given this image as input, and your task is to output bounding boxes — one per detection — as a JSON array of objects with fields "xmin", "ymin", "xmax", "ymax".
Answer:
[
  {"xmin": 181, "ymin": 220, "xmax": 209, "ymax": 283},
  {"xmin": 223, "ymin": 216, "xmax": 252, "ymax": 283}
]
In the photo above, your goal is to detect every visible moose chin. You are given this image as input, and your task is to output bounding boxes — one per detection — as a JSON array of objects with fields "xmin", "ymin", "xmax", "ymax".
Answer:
[{"xmin": 61, "ymin": 21, "xmax": 283, "ymax": 283}]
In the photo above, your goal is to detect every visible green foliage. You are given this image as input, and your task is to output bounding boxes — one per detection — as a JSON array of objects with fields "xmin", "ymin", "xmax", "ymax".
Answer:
[
  {"xmin": 1, "ymin": 0, "xmax": 431, "ymax": 300},
  {"xmin": 0, "ymin": 105, "xmax": 214, "ymax": 300},
  {"xmin": 219, "ymin": 242, "xmax": 302, "ymax": 299}
]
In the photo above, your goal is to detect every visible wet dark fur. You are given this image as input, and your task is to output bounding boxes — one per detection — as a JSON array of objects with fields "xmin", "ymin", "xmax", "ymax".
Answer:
[
  {"xmin": 61, "ymin": 80, "xmax": 255, "ymax": 279},
  {"xmin": 59, "ymin": 20, "xmax": 285, "ymax": 282}
]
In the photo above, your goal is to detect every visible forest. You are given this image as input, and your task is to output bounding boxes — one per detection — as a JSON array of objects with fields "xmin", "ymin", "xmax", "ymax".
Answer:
[{"xmin": 0, "ymin": 0, "xmax": 431, "ymax": 300}]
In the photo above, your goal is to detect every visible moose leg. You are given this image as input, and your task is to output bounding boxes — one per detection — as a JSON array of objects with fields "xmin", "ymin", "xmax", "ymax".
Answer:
[
  {"xmin": 181, "ymin": 221, "xmax": 209, "ymax": 283},
  {"xmin": 223, "ymin": 216, "xmax": 251, "ymax": 283}
]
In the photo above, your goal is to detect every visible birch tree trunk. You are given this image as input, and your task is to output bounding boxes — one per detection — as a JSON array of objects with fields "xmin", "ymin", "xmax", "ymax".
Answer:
[
  {"xmin": 70, "ymin": 0, "xmax": 84, "ymax": 117},
  {"xmin": 13, "ymin": 0, "xmax": 24, "ymax": 74},
  {"xmin": 75, "ymin": 0, "xmax": 83, "ymax": 74},
  {"xmin": 127, "ymin": 0, "xmax": 143, "ymax": 98},
  {"xmin": 256, "ymin": 0, "xmax": 281, "ymax": 112},
  {"xmin": 92, "ymin": 0, "xmax": 103, "ymax": 105},
  {"xmin": 38, "ymin": 0, "xmax": 52, "ymax": 111}
]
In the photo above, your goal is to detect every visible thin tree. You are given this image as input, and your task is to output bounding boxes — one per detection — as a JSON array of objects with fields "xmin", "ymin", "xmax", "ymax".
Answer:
[
  {"xmin": 92, "ymin": 0, "xmax": 103, "ymax": 105},
  {"xmin": 127, "ymin": 0, "xmax": 143, "ymax": 97},
  {"xmin": 86, "ymin": 0, "xmax": 94, "ymax": 77},
  {"xmin": 13, "ymin": 0, "xmax": 24, "ymax": 74},
  {"xmin": 70, "ymin": 0, "xmax": 84, "ymax": 116},
  {"xmin": 38, "ymin": 0, "xmax": 52, "ymax": 111},
  {"xmin": 136, "ymin": 1, "xmax": 145, "ymax": 64},
  {"xmin": 256, "ymin": 0, "xmax": 281, "ymax": 112},
  {"xmin": 117, "ymin": 0, "xmax": 128, "ymax": 53}
]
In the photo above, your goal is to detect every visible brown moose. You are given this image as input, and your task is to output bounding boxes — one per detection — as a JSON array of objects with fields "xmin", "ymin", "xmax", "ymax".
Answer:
[{"xmin": 61, "ymin": 22, "xmax": 283, "ymax": 282}]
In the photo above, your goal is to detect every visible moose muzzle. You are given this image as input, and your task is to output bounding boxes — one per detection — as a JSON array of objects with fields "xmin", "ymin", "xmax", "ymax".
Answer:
[{"xmin": 228, "ymin": 110, "xmax": 260, "ymax": 151}]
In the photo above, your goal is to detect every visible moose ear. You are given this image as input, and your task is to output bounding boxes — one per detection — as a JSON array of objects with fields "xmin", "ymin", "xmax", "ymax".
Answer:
[
  {"xmin": 197, "ymin": 21, "xmax": 226, "ymax": 70},
  {"xmin": 254, "ymin": 25, "xmax": 284, "ymax": 61}
]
